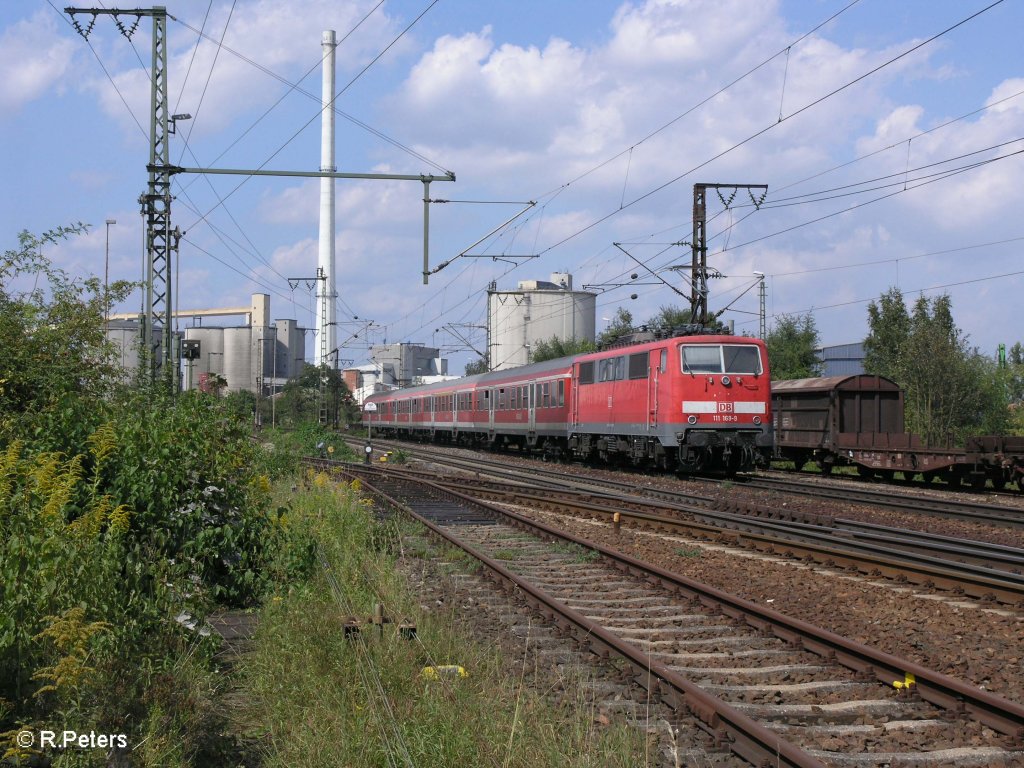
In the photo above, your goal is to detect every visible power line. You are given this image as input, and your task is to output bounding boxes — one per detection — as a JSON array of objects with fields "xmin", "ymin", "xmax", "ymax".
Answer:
[
  {"xmin": 176, "ymin": 0, "xmax": 238, "ymax": 159},
  {"xmin": 168, "ymin": 0, "xmax": 449, "ymax": 175},
  {"xmin": 531, "ymin": 0, "xmax": 1007, "ymax": 259},
  {"xmin": 410, "ymin": 1, "xmax": 1009, "ymax": 345},
  {"xmin": 182, "ymin": 0, "xmax": 444, "ymax": 232}
]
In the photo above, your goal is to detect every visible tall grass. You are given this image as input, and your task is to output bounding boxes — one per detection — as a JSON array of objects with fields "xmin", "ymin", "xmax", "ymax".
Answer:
[{"xmin": 241, "ymin": 475, "xmax": 649, "ymax": 767}]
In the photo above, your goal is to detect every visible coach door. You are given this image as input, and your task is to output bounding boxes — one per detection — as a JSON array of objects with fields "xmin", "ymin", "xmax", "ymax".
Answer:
[
  {"xmin": 528, "ymin": 383, "xmax": 536, "ymax": 432},
  {"xmin": 571, "ymin": 364, "xmax": 581, "ymax": 427},
  {"xmin": 487, "ymin": 388, "xmax": 495, "ymax": 434}
]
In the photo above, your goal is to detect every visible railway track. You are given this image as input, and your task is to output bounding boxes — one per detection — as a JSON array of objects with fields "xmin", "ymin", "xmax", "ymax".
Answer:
[
  {"xmin": 320, "ymin": 461, "xmax": 1024, "ymax": 767},
  {"xmin": 740, "ymin": 474, "xmax": 1024, "ymax": 529},
  {"xmin": 340, "ymin": 443, "xmax": 1024, "ymax": 606},
  {"xmin": 359, "ymin": 437, "xmax": 1024, "ymax": 527}
]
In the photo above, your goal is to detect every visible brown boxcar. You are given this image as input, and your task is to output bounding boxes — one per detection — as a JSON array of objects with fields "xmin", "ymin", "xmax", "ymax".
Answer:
[{"xmin": 772, "ymin": 375, "xmax": 965, "ymax": 480}]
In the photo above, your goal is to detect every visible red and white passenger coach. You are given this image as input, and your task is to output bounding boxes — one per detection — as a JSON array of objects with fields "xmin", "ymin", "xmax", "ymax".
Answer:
[{"xmin": 362, "ymin": 333, "xmax": 773, "ymax": 473}]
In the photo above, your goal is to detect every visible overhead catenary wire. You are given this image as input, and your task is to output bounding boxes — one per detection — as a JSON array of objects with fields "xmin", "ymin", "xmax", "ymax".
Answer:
[
  {"xmin": 174, "ymin": 0, "xmax": 238, "ymax": 162},
  {"xmin": 169, "ymin": 1, "xmax": 450, "ymax": 176},
  {"xmin": 529, "ymin": 0, "xmax": 1008, "ymax": 259},
  {"xmin": 52, "ymin": 1, "xmax": 1018, "ymax": 364},
  {"xmin": 390, "ymin": 1, "xmax": 1009, "ymax": 354},
  {"xmin": 593, "ymin": 129, "xmax": 1024, "ymax": 295},
  {"xmin": 182, "ymin": 0, "xmax": 444, "ymax": 233}
]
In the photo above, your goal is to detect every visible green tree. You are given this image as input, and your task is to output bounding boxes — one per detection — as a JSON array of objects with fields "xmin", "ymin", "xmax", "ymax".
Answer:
[
  {"xmin": 864, "ymin": 290, "xmax": 1008, "ymax": 442},
  {"xmin": 275, "ymin": 363, "xmax": 356, "ymax": 428},
  {"xmin": 0, "ymin": 227, "xmax": 277, "ymax": 756},
  {"xmin": 647, "ymin": 305, "xmax": 692, "ymax": 333},
  {"xmin": 597, "ymin": 307, "xmax": 634, "ymax": 348},
  {"xmin": 1005, "ymin": 342, "xmax": 1024, "ymax": 403},
  {"xmin": 464, "ymin": 356, "xmax": 489, "ymax": 375},
  {"xmin": 0, "ymin": 225, "xmax": 134, "ymax": 448},
  {"xmin": 863, "ymin": 287, "xmax": 910, "ymax": 381},
  {"xmin": 647, "ymin": 303, "xmax": 731, "ymax": 335},
  {"xmin": 529, "ymin": 335, "xmax": 596, "ymax": 363},
  {"xmin": 766, "ymin": 313, "xmax": 822, "ymax": 380}
]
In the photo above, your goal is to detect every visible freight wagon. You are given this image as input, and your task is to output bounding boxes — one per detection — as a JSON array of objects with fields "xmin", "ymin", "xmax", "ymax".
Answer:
[{"xmin": 772, "ymin": 374, "xmax": 1024, "ymax": 490}]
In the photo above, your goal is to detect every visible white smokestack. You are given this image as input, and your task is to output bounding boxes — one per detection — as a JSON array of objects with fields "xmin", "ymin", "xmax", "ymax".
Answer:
[{"xmin": 317, "ymin": 29, "xmax": 337, "ymax": 368}]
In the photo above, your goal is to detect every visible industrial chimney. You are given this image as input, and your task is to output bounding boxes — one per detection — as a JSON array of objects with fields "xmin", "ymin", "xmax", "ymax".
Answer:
[{"xmin": 317, "ymin": 29, "xmax": 337, "ymax": 369}]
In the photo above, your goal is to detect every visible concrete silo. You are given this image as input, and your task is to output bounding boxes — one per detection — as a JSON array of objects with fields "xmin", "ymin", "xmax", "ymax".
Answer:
[
  {"xmin": 487, "ymin": 273, "xmax": 596, "ymax": 370},
  {"xmin": 274, "ymin": 318, "xmax": 304, "ymax": 380},
  {"xmin": 222, "ymin": 327, "xmax": 253, "ymax": 392},
  {"xmin": 183, "ymin": 327, "xmax": 225, "ymax": 389}
]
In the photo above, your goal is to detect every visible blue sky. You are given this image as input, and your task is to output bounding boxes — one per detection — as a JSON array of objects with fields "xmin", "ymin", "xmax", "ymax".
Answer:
[{"xmin": 3, "ymin": 0, "xmax": 1022, "ymax": 372}]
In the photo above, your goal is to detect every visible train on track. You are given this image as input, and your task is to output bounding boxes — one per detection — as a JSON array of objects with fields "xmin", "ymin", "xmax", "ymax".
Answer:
[
  {"xmin": 363, "ymin": 333, "xmax": 774, "ymax": 473},
  {"xmin": 772, "ymin": 374, "xmax": 1024, "ymax": 491}
]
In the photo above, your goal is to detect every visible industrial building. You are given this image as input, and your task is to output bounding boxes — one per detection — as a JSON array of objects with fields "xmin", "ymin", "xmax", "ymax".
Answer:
[
  {"xmin": 105, "ymin": 293, "xmax": 306, "ymax": 394},
  {"xmin": 369, "ymin": 342, "xmax": 449, "ymax": 387},
  {"xmin": 487, "ymin": 273, "xmax": 596, "ymax": 370},
  {"xmin": 817, "ymin": 342, "xmax": 866, "ymax": 377},
  {"xmin": 344, "ymin": 342, "xmax": 456, "ymax": 404}
]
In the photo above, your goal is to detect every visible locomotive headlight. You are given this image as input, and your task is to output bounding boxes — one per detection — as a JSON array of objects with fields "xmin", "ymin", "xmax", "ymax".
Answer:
[
  {"xmin": 753, "ymin": 416, "xmax": 762, "ymax": 425},
  {"xmin": 687, "ymin": 415, "xmax": 697, "ymax": 424},
  {"xmin": 721, "ymin": 375, "xmax": 731, "ymax": 386}
]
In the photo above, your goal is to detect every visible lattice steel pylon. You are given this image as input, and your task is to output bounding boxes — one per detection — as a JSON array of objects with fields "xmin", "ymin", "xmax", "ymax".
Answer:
[
  {"xmin": 67, "ymin": 6, "xmax": 177, "ymax": 387},
  {"xmin": 289, "ymin": 271, "xmax": 329, "ymax": 425}
]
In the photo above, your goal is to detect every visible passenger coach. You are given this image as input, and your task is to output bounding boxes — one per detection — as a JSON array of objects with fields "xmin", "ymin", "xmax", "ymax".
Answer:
[{"xmin": 363, "ymin": 332, "xmax": 773, "ymax": 474}]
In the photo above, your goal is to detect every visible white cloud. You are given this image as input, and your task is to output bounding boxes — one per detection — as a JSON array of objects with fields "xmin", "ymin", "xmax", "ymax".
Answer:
[
  {"xmin": 606, "ymin": 0, "xmax": 781, "ymax": 68},
  {"xmin": 84, "ymin": 0, "xmax": 406, "ymax": 140},
  {"xmin": 0, "ymin": 11, "xmax": 76, "ymax": 112}
]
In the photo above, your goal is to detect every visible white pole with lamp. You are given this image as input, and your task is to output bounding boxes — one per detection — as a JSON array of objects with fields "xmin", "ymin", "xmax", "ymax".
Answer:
[{"xmin": 104, "ymin": 218, "xmax": 116, "ymax": 327}]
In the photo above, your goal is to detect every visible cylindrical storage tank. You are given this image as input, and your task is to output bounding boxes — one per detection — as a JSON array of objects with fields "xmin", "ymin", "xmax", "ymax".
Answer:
[
  {"xmin": 222, "ymin": 327, "xmax": 252, "ymax": 392},
  {"xmin": 104, "ymin": 320, "xmax": 143, "ymax": 378},
  {"xmin": 524, "ymin": 289, "xmax": 596, "ymax": 351},
  {"xmin": 488, "ymin": 278, "xmax": 596, "ymax": 370},
  {"xmin": 184, "ymin": 327, "xmax": 225, "ymax": 388}
]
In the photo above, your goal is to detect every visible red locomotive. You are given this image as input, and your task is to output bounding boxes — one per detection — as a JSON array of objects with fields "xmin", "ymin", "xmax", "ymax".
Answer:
[{"xmin": 363, "ymin": 333, "xmax": 774, "ymax": 473}]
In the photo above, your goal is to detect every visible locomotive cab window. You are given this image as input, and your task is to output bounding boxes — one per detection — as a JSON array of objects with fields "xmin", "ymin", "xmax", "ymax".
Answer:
[
  {"xmin": 578, "ymin": 361, "xmax": 595, "ymax": 384},
  {"xmin": 628, "ymin": 353, "xmax": 648, "ymax": 380},
  {"xmin": 598, "ymin": 356, "xmax": 625, "ymax": 382},
  {"xmin": 681, "ymin": 344, "xmax": 762, "ymax": 375}
]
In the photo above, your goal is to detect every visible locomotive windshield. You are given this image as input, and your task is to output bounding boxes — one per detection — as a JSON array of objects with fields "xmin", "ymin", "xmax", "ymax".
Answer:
[{"xmin": 681, "ymin": 344, "xmax": 762, "ymax": 375}]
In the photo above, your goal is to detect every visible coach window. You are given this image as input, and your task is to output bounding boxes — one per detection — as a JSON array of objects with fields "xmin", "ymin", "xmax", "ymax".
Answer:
[
  {"xmin": 521, "ymin": 386, "xmax": 528, "ymax": 408},
  {"xmin": 541, "ymin": 382, "xmax": 550, "ymax": 407},
  {"xmin": 511, "ymin": 388, "xmax": 518, "ymax": 410},
  {"xmin": 557, "ymin": 379, "xmax": 565, "ymax": 406}
]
